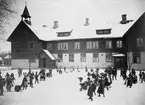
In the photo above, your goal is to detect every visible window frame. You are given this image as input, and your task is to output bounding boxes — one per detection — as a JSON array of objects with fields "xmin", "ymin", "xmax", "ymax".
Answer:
[
  {"xmin": 57, "ymin": 42, "xmax": 68, "ymax": 50},
  {"xmin": 28, "ymin": 41, "xmax": 34, "ymax": 49},
  {"xmin": 92, "ymin": 41, "xmax": 99, "ymax": 49},
  {"xmin": 57, "ymin": 53, "xmax": 63, "ymax": 62},
  {"xmin": 116, "ymin": 40, "xmax": 122, "ymax": 48},
  {"xmin": 93, "ymin": 53, "xmax": 99, "ymax": 62},
  {"xmin": 136, "ymin": 37, "xmax": 143, "ymax": 47},
  {"xmin": 69, "ymin": 53, "xmax": 74, "ymax": 62},
  {"xmin": 74, "ymin": 42, "xmax": 80, "ymax": 49},
  {"xmin": 133, "ymin": 52, "xmax": 141, "ymax": 64},
  {"xmin": 47, "ymin": 43, "xmax": 52, "ymax": 50},
  {"xmin": 80, "ymin": 53, "xmax": 86, "ymax": 62},
  {"xmin": 86, "ymin": 41, "xmax": 92, "ymax": 49},
  {"xmin": 15, "ymin": 42, "xmax": 21, "ymax": 53},
  {"xmin": 106, "ymin": 53, "xmax": 112, "ymax": 62},
  {"xmin": 105, "ymin": 40, "xmax": 112, "ymax": 49}
]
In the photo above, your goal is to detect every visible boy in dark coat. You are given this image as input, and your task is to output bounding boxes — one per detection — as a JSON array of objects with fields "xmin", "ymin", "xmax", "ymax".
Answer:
[
  {"xmin": 29, "ymin": 74, "xmax": 34, "ymax": 88},
  {"xmin": 0, "ymin": 77, "xmax": 5, "ymax": 95},
  {"xmin": 35, "ymin": 72, "xmax": 39, "ymax": 84},
  {"xmin": 21, "ymin": 76, "xmax": 28, "ymax": 90},
  {"xmin": 97, "ymin": 77, "xmax": 105, "ymax": 97},
  {"xmin": 92, "ymin": 81, "xmax": 97, "ymax": 95},
  {"xmin": 87, "ymin": 82, "xmax": 93, "ymax": 101},
  {"xmin": 126, "ymin": 73, "xmax": 133, "ymax": 88}
]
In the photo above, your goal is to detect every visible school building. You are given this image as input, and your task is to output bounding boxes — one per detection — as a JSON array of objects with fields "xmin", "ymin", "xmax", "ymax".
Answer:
[{"xmin": 7, "ymin": 5, "xmax": 145, "ymax": 70}]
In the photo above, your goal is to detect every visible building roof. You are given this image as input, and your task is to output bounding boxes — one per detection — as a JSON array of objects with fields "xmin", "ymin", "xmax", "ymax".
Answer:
[
  {"xmin": 0, "ymin": 57, "xmax": 2, "ymax": 61},
  {"xmin": 4, "ymin": 55, "xmax": 11, "ymax": 59},
  {"xmin": 23, "ymin": 13, "xmax": 142, "ymax": 41},
  {"xmin": 42, "ymin": 49, "xmax": 56, "ymax": 60}
]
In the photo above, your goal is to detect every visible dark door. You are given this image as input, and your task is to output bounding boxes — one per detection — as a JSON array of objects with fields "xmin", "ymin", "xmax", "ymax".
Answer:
[
  {"xmin": 43, "ymin": 58, "xmax": 46, "ymax": 68},
  {"xmin": 114, "ymin": 57, "xmax": 124, "ymax": 69}
]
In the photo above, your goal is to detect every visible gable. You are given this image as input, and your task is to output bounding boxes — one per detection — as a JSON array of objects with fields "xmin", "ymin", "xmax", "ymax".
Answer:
[
  {"xmin": 7, "ymin": 20, "xmax": 39, "ymax": 42},
  {"xmin": 124, "ymin": 12, "xmax": 145, "ymax": 38},
  {"xmin": 123, "ymin": 12, "xmax": 145, "ymax": 52}
]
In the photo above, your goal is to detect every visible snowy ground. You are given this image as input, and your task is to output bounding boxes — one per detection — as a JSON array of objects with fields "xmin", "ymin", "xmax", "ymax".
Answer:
[{"xmin": 0, "ymin": 68, "xmax": 145, "ymax": 105}]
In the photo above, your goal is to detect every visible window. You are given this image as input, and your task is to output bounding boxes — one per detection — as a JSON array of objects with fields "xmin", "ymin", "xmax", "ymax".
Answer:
[
  {"xmin": 136, "ymin": 38, "xmax": 143, "ymax": 47},
  {"xmin": 28, "ymin": 41, "xmax": 34, "ymax": 49},
  {"xmin": 47, "ymin": 43, "xmax": 52, "ymax": 50},
  {"xmin": 58, "ymin": 53, "xmax": 63, "ymax": 62},
  {"xmin": 116, "ymin": 40, "xmax": 122, "ymax": 48},
  {"xmin": 106, "ymin": 53, "xmax": 112, "ymax": 62},
  {"xmin": 81, "ymin": 53, "xmax": 86, "ymax": 62},
  {"xmin": 74, "ymin": 42, "xmax": 80, "ymax": 49},
  {"xmin": 15, "ymin": 42, "xmax": 20, "ymax": 53},
  {"xmin": 92, "ymin": 41, "xmax": 99, "ymax": 49},
  {"xmin": 57, "ymin": 42, "xmax": 68, "ymax": 50},
  {"xmin": 63, "ymin": 42, "xmax": 68, "ymax": 50},
  {"xmin": 105, "ymin": 41, "xmax": 112, "ymax": 49},
  {"xmin": 57, "ymin": 32, "xmax": 71, "ymax": 37},
  {"xmin": 133, "ymin": 52, "xmax": 141, "ymax": 63},
  {"xmin": 93, "ymin": 53, "xmax": 99, "ymax": 62},
  {"xmin": 96, "ymin": 29, "xmax": 111, "ymax": 35},
  {"xmin": 87, "ymin": 41, "xmax": 92, "ymax": 49},
  {"xmin": 87, "ymin": 41, "xmax": 99, "ymax": 49},
  {"xmin": 69, "ymin": 53, "xmax": 74, "ymax": 62}
]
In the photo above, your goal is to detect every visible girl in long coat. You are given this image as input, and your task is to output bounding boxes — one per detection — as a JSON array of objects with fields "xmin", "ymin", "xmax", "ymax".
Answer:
[
  {"xmin": 21, "ymin": 76, "xmax": 28, "ymax": 90},
  {"xmin": 0, "ymin": 78, "xmax": 5, "ymax": 95},
  {"xmin": 97, "ymin": 77, "xmax": 105, "ymax": 97},
  {"xmin": 87, "ymin": 82, "xmax": 93, "ymax": 101}
]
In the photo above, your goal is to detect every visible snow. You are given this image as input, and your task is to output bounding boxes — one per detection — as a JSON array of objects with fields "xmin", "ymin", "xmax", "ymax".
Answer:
[
  {"xmin": 42, "ymin": 49, "xmax": 56, "ymax": 60},
  {"xmin": 4, "ymin": 55, "xmax": 11, "ymax": 59},
  {"xmin": 23, "ymin": 13, "xmax": 140, "ymax": 41},
  {"xmin": 0, "ymin": 68, "xmax": 145, "ymax": 105},
  {"xmin": 0, "ymin": 57, "xmax": 2, "ymax": 61}
]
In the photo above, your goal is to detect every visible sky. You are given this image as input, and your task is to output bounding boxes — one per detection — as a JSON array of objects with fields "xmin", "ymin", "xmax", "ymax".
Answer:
[{"xmin": 0, "ymin": 0, "xmax": 145, "ymax": 53}]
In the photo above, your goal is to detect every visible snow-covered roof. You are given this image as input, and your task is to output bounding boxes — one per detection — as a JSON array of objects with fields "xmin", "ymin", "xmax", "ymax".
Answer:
[
  {"xmin": 42, "ymin": 49, "xmax": 56, "ymax": 60},
  {"xmin": 23, "ymin": 14, "xmax": 140, "ymax": 41},
  {"xmin": 4, "ymin": 55, "xmax": 11, "ymax": 59}
]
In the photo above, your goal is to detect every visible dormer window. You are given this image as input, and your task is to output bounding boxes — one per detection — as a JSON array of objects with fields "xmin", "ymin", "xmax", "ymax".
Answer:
[
  {"xmin": 96, "ymin": 29, "xmax": 111, "ymax": 35},
  {"xmin": 57, "ymin": 32, "xmax": 71, "ymax": 37}
]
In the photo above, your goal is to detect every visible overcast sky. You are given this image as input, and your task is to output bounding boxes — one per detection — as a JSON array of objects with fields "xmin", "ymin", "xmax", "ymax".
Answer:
[{"xmin": 0, "ymin": 0, "xmax": 145, "ymax": 53}]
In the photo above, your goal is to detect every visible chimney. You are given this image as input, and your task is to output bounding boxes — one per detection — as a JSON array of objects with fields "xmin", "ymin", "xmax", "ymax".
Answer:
[
  {"xmin": 84, "ymin": 18, "xmax": 90, "ymax": 26},
  {"xmin": 43, "ymin": 25, "xmax": 47, "ymax": 27},
  {"xmin": 53, "ymin": 21, "xmax": 59, "ymax": 29},
  {"xmin": 120, "ymin": 14, "xmax": 128, "ymax": 24}
]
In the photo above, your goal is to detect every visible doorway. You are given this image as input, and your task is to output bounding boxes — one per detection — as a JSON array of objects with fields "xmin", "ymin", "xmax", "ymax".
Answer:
[
  {"xmin": 42, "ymin": 58, "xmax": 46, "ymax": 68},
  {"xmin": 114, "ymin": 57, "xmax": 126, "ymax": 69}
]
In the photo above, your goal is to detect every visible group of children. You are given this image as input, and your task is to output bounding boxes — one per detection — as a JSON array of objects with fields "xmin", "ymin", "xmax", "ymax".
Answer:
[
  {"xmin": 78, "ymin": 67, "xmax": 115, "ymax": 101},
  {"xmin": 0, "ymin": 68, "xmax": 53, "ymax": 95},
  {"xmin": 0, "ymin": 71, "xmax": 15, "ymax": 95}
]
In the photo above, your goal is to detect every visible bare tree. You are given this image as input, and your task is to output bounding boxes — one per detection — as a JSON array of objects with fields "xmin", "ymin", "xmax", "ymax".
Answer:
[
  {"xmin": 127, "ymin": 52, "xmax": 133, "ymax": 71},
  {"xmin": 0, "ymin": 0, "xmax": 16, "ymax": 34}
]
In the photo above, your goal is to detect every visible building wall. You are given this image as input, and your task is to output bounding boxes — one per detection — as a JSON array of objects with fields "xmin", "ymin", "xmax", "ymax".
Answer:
[
  {"xmin": 48, "ymin": 38, "xmax": 125, "ymax": 54},
  {"xmin": 39, "ymin": 50, "xmax": 56, "ymax": 69},
  {"xmin": 123, "ymin": 13, "xmax": 145, "ymax": 52},
  {"xmin": 10, "ymin": 21, "xmax": 43, "ymax": 59},
  {"xmin": 53, "ymin": 52, "xmax": 112, "ymax": 69},
  {"xmin": 11, "ymin": 59, "xmax": 39, "ymax": 69},
  {"xmin": 130, "ymin": 52, "xmax": 145, "ymax": 69}
]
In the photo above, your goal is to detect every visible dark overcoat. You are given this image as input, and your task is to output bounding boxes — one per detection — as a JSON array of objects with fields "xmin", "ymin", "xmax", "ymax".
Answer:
[
  {"xmin": 97, "ymin": 79, "xmax": 105, "ymax": 94},
  {"xmin": 87, "ymin": 84, "xmax": 93, "ymax": 97}
]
